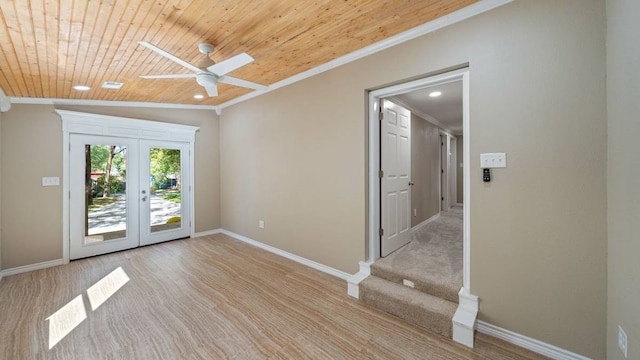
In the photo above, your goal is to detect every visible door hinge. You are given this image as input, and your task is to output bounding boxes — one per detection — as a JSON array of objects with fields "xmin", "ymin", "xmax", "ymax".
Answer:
[
  {"xmin": 378, "ymin": 170, "xmax": 384, "ymax": 178},
  {"xmin": 441, "ymin": 169, "xmax": 444, "ymax": 174},
  {"xmin": 379, "ymin": 228, "xmax": 384, "ymax": 237},
  {"xmin": 378, "ymin": 107, "xmax": 384, "ymax": 121}
]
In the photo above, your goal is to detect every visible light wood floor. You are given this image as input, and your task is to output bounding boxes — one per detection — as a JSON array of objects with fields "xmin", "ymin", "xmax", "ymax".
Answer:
[{"xmin": 0, "ymin": 234, "xmax": 548, "ymax": 359}]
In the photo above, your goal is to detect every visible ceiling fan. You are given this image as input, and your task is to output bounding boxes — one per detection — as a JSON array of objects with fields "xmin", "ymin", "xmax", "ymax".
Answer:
[{"xmin": 138, "ymin": 41, "xmax": 267, "ymax": 97}]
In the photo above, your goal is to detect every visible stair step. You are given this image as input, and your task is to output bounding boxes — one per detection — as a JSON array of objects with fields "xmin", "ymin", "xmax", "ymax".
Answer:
[
  {"xmin": 360, "ymin": 276, "xmax": 457, "ymax": 338},
  {"xmin": 370, "ymin": 262, "xmax": 460, "ymax": 304}
]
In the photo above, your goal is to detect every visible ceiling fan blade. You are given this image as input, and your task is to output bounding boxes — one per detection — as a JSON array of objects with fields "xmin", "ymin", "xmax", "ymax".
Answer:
[
  {"xmin": 204, "ymin": 84, "xmax": 218, "ymax": 97},
  {"xmin": 138, "ymin": 41, "xmax": 201, "ymax": 73},
  {"xmin": 206, "ymin": 53, "xmax": 254, "ymax": 76},
  {"xmin": 140, "ymin": 74, "xmax": 197, "ymax": 79},
  {"xmin": 218, "ymin": 76, "xmax": 268, "ymax": 91}
]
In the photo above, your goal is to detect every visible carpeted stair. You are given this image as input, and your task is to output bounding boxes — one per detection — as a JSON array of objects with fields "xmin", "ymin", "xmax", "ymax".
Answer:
[
  {"xmin": 360, "ymin": 276, "xmax": 457, "ymax": 338},
  {"xmin": 359, "ymin": 207, "xmax": 463, "ymax": 339}
]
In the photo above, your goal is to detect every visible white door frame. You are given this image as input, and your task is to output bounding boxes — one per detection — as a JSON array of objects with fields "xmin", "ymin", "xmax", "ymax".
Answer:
[
  {"xmin": 367, "ymin": 68, "xmax": 471, "ymax": 291},
  {"xmin": 58, "ymin": 110, "xmax": 199, "ymax": 263},
  {"xmin": 449, "ymin": 136, "xmax": 457, "ymax": 207}
]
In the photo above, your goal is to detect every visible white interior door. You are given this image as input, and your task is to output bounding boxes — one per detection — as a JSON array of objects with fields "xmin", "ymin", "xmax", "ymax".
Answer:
[
  {"xmin": 139, "ymin": 140, "xmax": 191, "ymax": 246},
  {"xmin": 70, "ymin": 135, "xmax": 140, "ymax": 259},
  {"xmin": 381, "ymin": 99, "xmax": 412, "ymax": 257},
  {"xmin": 70, "ymin": 136, "xmax": 191, "ymax": 259}
]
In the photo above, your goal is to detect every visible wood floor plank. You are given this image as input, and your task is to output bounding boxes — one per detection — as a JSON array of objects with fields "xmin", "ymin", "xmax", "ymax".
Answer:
[{"xmin": 0, "ymin": 234, "xmax": 547, "ymax": 359}]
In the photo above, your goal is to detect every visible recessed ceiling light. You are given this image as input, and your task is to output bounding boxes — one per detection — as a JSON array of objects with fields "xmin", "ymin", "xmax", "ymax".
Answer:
[
  {"xmin": 73, "ymin": 85, "xmax": 91, "ymax": 91},
  {"xmin": 429, "ymin": 91, "xmax": 442, "ymax": 98},
  {"xmin": 102, "ymin": 81, "xmax": 124, "ymax": 90},
  {"xmin": 193, "ymin": 94, "xmax": 204, "ymax": 99}
]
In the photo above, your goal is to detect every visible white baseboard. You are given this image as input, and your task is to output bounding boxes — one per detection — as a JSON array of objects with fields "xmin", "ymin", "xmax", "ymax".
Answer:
[
  {"xmin": 411, "ymin": 212, "xmax": 440, "ymax": 233},
  {"xmin": 0, "ymin": 258, "xmax": 65, "ymax": 278},
  {"xmin": 220, "ymin": 229, "xmax": 352, "ymax": 281},
  {"xmin": 193, "ymin": 228, "xmax": 222, "ymax": 237},
  {"xmin": 477, "ymin": 321, "xmax": 590, "ymax": 360}
]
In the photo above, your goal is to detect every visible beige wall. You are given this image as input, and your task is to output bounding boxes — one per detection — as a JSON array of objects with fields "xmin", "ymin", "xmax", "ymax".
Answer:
[
  {"xmin": 220, "ymin": 1, "xmax": 606, "ymax": 357},
  {"xmin": 410, "ymin": 113, "xmax": 440, "ymax": 227},
  {"xmin": 2, "ymin": 105, "xmax": 63, "ymax": 268},
  {"xmin": 1, "ymin": 104, "xmax": 220, "ymax": 269},
  {"xmin": 606, "ymin": 0, "xmax": 640, "ymax": 359},
  {"xmin": 456, "ymin": 135, "xmax": 463, "ymax": 204}
]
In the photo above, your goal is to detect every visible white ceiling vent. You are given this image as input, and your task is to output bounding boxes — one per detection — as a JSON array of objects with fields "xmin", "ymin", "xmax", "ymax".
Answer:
[{"xmin": 101, "ymin": 81, "xmax": 124, "ymax": 90}]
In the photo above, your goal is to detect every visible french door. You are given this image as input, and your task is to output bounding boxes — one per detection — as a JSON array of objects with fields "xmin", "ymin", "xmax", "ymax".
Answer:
[{"xmin": 69, "ymin": 134, "xmax": 191, "ymax": 260}]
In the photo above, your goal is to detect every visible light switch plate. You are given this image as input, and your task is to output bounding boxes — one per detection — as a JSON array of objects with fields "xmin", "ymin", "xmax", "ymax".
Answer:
[
  {"xmin": 42, "ymin": 177, "xmax": 60, "ymax": 186},
  {"xmin": 480, "ymin": 153, "xmax": 506, "ymax": 168}
]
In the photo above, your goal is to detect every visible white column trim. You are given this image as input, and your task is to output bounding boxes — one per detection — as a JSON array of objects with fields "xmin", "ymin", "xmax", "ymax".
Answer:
[
  {"xmin": 453, "ymin": 287, "xmax": 479, "ymax": 347},
  {"xmin": 347, "ymin": 261, "xmax": 373, "ymax": 299}
]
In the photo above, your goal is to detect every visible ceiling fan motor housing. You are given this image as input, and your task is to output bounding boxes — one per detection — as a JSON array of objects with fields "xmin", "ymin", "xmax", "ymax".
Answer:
[
  {"xmin": 198, "ymin": 43, "xmax": 215, "ymax": 55},
  {"xmin": 196, "ymin": 73, "xmax": 217, "ymax": 87}
]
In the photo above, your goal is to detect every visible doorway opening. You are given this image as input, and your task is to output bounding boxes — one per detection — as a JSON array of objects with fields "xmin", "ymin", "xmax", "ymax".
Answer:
[
  {"xmin": 367, "ymin": 68, "xmax": 470, "ymax": 291},
  {"xmin": 59, "ymin": 110, "xmax": 198, "ymax": 261}
]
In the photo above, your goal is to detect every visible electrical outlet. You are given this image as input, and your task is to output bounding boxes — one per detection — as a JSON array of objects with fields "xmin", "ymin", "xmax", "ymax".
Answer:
[
  {"xmin": 618, "ymin": 325, "xmax": 628, "ymax": 358},
  {"xmin": 258, "ymin": 220, "xmax": 265, "ymax": 229}
]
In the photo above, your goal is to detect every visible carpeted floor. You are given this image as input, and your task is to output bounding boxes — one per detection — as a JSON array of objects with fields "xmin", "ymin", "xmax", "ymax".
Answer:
[{"xmin": 372, "ymin": 206, "xmax": 463, "ymax": 303}]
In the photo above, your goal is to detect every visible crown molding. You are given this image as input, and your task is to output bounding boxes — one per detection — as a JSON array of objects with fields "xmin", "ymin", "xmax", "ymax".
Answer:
[
  {"xmin": 218, "ymin": 0, "xmax": 512, "ymax": 111},
  {"xmin": 9, "ymin": 97, "xmax": 219, "ymax": 111}
]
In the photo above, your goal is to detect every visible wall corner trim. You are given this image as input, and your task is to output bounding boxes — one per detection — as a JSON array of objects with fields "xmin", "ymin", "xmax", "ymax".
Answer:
[
  {"xmin": 476, "ymin": 321, "xmax": 590, "ymax": 360},
  {"xmin": 0, "ymin": 258, "xmax": 65, "ymax": 278},
  {"xmin": 219, "ymin": 230, "xmax": 352, "ymax": 281}
]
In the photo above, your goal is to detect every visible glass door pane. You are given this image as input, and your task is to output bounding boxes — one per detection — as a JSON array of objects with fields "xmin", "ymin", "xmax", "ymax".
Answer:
[
  {"xmin": 85, "ymin": 144, "xmax": 128, "ymax": 243},
  {"xmin": 139, "ymin": 140, "xmax": 190, "ymax": 246},
  {"xmin": 70, "ymin": 135, "xmax": 139, "ymax": 260},
  {"xmin": 149, "ymin": 147, "xmax": 182, "ymax": 233}
]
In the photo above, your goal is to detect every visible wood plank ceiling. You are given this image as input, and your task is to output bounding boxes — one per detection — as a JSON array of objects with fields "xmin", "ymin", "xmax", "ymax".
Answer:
[{"xmin": 0, "ymin": 0, "xmax": 478, "ymax": 106}]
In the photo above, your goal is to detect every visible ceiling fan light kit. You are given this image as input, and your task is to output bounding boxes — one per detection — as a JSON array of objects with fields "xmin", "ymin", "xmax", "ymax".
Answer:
[{"xmin": 138, "ymin": 41, "xmax": 267, "ymax": 98}]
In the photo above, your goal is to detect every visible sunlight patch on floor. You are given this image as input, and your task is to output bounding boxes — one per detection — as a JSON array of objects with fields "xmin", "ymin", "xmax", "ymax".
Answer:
[
  {"xmin": 46, "ymin": 295, "xmax": 87, "ymax": 349},
  {"xmin": 87, "ymin": 267, "xmax": 130, "ymax": 311},
  {"xmin": 46, "ymin": 267, "xmax": 130, "ymax": 349}
]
